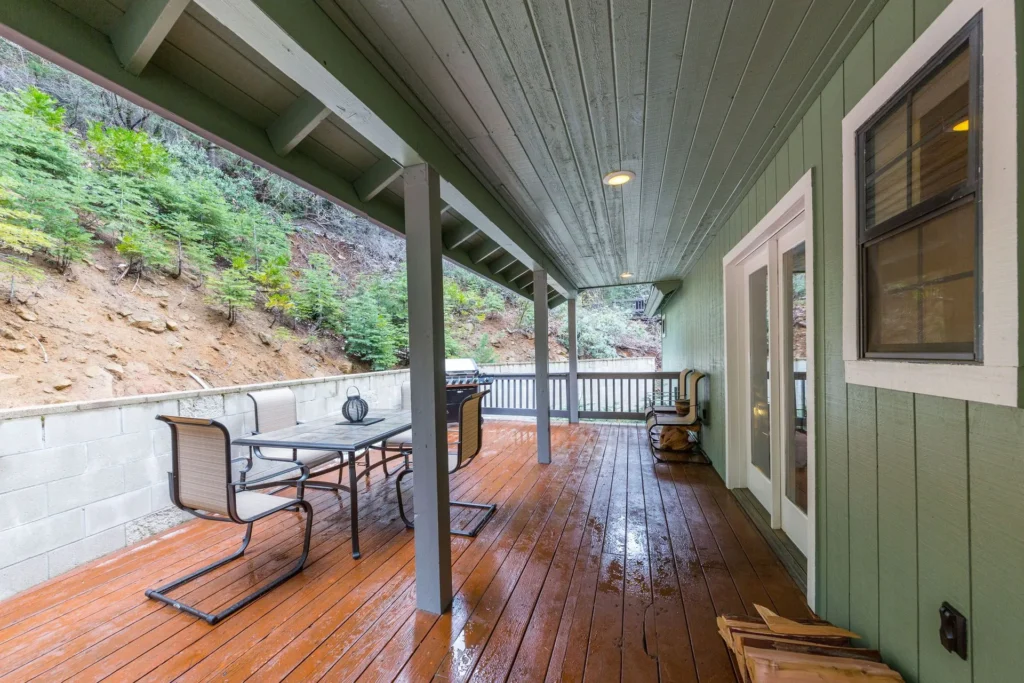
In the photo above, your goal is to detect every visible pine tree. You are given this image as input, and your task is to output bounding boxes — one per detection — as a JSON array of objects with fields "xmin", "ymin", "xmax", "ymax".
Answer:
[
  {"xmin": 293, "ymin": 254, "xmax": 343, "ymax": 332},
  {"xmin": 252, "ymin": 254, "xmax": 293, "ymax": 326},
  {"xmin": 0, "ymin": 179, "xmax": 50, "ymax": 280},
  {"xmin": 206, "ymin": 256, "xmax": 255, "ymax": 325}
]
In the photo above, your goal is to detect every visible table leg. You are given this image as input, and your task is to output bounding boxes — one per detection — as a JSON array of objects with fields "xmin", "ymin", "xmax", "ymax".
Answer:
[{"xmin": 348, "ymin": 451, "xmax": 360, "ymax": 559}]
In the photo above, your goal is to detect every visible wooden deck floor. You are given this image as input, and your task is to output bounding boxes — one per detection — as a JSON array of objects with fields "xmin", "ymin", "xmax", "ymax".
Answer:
[{"xmin": 0, "ymin": 421, "xmax": 810, "ymax": 682}]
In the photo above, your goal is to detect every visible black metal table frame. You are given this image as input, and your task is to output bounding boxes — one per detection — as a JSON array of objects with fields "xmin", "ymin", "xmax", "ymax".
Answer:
[{"xmin": 232, "ymin": 411, "xmax": 412, "ymax": 559}]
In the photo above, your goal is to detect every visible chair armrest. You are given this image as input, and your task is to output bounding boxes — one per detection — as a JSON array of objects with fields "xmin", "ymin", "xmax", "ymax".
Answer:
[{"xmin": 232, "ymin": 462, "xmax": 309, "ymax": 487}]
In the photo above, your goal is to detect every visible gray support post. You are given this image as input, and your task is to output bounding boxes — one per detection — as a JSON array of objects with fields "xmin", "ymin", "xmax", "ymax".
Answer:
[
  {"xmin": 534, "ymin": 269, "xmax": 551, "ymax": 464},
  {"xmin": 404, "ymin": 163, "xmax": 452, "ymax": 614},
  {"xmin": 567, "ymin": 295, "xmax": 580, "ymax": 423}
]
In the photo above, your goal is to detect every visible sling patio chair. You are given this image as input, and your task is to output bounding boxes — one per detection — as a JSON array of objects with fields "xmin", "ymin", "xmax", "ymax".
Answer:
[
  {"xmin": 645, "ymin": 368, "xmax": 692, "ymax": 414},
  {"xmin": 146, "ymin": 415, "xmax": 313, "ymax": 625},
  {"xmin": 391, "ymin": 390, "xmax": 496, "ymax": 537},
  {"xmin": 645, "ymin": 370, "xmax": 707, "ymax": 462},
  {"xmin": 248, "ymin": 387, "xmax": 378, "ymax": 490}
]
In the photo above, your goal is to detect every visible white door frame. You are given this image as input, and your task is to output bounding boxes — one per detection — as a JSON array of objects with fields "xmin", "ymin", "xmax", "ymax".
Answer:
[{"xmin": 722, "ymin": 171, "xmax": 816, "ymax": 608}]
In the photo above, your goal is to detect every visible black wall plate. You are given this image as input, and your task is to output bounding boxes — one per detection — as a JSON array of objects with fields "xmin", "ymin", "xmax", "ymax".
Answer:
[{"xmin": 939, "ymin": 601, "xmax": 968, "ymax": 660}]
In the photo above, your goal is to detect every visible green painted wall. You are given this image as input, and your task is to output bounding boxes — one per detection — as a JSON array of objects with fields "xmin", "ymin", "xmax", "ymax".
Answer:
[{"xmin": 661, "ymin": 0, "xmax": 1024, "ymax": 680}]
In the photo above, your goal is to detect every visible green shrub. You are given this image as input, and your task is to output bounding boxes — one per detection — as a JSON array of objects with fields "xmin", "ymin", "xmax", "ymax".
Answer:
[
  {"xmin": 471, "ymin": 333, "xmax": 498, "ymax": 365},
  {"xmin": 294, "ymin": 254, "xmax": 343, "ymax": 332},
  {"xmin": 206, "ymin": 256, "xmax": 255, "ymax": 324}
]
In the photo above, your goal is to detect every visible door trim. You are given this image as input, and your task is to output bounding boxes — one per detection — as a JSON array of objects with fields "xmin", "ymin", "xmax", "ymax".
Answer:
[{"xmin": 722, "ymin": 170, "xmax": 816, "ymax": 609}]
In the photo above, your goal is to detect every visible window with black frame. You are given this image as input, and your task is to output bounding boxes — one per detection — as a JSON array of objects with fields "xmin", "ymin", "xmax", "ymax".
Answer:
[{"xmin": 858, "ymin": 18, "xmax": 981, "ymax": 361}]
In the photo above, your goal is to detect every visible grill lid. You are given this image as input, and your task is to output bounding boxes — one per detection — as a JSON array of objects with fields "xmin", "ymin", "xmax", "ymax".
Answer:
[{"xmin": 444, "ymin": 358, "xmax": 479, "ymax": 375}]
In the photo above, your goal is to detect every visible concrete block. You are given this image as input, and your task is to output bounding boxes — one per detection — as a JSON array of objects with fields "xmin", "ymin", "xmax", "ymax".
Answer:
[
  {"xmin": 0, "ymin": 444, "xmax": 87, "ymax": 494},
  {"xmin": 43, "ymin": 408, "xmax": 121, "ymax": 448},
  {"xmin": 223, "ymin": 392, "xmax": 250, "ymax": 416},
  {"xmin": 150, "ymin": 481, "xmax": 171, "ymax": 511},
  {"xmin": 47, "ymin": 525, "xmax": 125, "ymax": 578},
  {"xmin": 0, "ymin": 417, "xmax": 44, "ymax": 456},
  {"xmin": 151, "ymin": 425, "xmax": 171, "ymax": 457},
  {"xmin": 0, "ymin": 485, "xmax": 47, "ymax": 532},
  {"xmin": 293, "ymin": 384, "xmax": 316, "ymax": 402},
  {"xmin": 178, "ymin": 395, "xmax": 224, "ymax": 418},
  {"xmin": 0, "ymin": 555, "xmax": 48, "ymax": 601},
  {"xmin": 47, "ymin": 467, "xmax": 125, "ymax": 514},
  {"xmin": 297, "ymin": 398, "xmax": 328, "ymax": 421},
  {"xmin": 124, "ymin": 456, "xmax": 169, "ymax": 491},
  {"xmin": 0, "ymin": 509, "xmax": 84, "ymax": 568},
  {"xmin": 315, "ymin": 381, "xmax": 338, "ymax": 399},
  {"xmin": 121, "ymin": 400, "xmax": 177, "ymax": 434},
  {"xmin": 86, "ymin": 431, "xmax": 151, "ymax": 470},
  {"xmin": 84, "ymin": 488, "xmax": 150, "ymax": 536}
]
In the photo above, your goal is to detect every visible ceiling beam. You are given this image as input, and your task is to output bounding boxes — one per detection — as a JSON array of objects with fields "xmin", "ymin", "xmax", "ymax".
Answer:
[
  {"xmin": 644, "ymin": 279, "xmax": 681, "ymax": 317},
  {"xmin": 192, "ymin": 0, "xmax": 574, "ymax": 296},
  {"xmin": 470, "ymin": 238, "xmax": 502, "ymax": 264},
  {"xmin": 111, "ymin": 0, "xmax": 189, "ymax": 75},
  {"xmin": 489, "ymin": 253, "xmax": 518, "ymax": 274},
  {"xmin": 266, "ymin": 90, "xmax": 330, "ymax": 156},
  {"xmin": 354, "ymin": 157, "xmax": 404, "ymax": 203},
  {"xmin": 442, "ymin": 222, "xmax": 479, "ymax": 251},
  {"xmin": 549, "ymin": 294, "xmax": 566, "ymax": 308},
  {"xmin": 0, "ymin": 0, "xmax": 534, "ymax": 300}
]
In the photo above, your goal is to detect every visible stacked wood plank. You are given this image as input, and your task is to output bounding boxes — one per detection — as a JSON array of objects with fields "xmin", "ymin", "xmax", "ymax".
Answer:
[{"xmin": 718, "ymin": 605, "xmax": 904, "ymax": 682}]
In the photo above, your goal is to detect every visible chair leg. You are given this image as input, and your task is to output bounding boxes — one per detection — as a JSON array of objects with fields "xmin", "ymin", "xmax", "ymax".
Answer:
[
  {"xmin": 395, "ymin": 467, "xmax": 414, "ymax": 529},
  {"xmin": 449, "ymin": 500, "xmax": 497, "ymax": 537},
  {"xmin": 145, "ymin": 501, "xmax": 313, "ymax": 625},
  {"xmin": 394, "ymin": 467, "xmax": 496, "ymax": 537}
]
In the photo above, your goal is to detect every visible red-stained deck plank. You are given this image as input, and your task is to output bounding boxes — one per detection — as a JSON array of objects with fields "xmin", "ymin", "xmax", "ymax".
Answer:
[{"xmin": 0, "ymin": 421, "xmax": 810, "ymax": 683}]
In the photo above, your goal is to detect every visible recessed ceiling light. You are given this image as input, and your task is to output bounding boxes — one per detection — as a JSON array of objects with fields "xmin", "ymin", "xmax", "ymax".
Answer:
[
  {"xmin": 620, "ymin": 271, "xmax": 633, "ymax": 278},
  {"xmin": 952, "ymin": 118, "xmax": 969, "ymax": 132},
  {"xmin": 603, "ymin": 170, "xmax": 635, "ymax": 186}
]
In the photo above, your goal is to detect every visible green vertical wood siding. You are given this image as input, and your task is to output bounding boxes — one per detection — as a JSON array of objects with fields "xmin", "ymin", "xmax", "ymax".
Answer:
[{"xmin": 660, "ymin": 1, "xmax": 1024, "ymax": 679}]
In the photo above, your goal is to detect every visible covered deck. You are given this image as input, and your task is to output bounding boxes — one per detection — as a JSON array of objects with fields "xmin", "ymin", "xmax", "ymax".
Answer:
[{"xmin": 0, "ymin": 421, "xmax": 808, "ymax": 682}]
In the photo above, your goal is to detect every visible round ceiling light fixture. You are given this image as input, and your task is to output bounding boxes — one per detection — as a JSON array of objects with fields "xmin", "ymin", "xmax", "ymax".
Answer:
[
  {"xmin": 603, "ymin": 170, "xmax": 635, "ymax": 186},
  {"xmin": 620, "ymin": 271, "xmax": 633, "ymax": 279}
]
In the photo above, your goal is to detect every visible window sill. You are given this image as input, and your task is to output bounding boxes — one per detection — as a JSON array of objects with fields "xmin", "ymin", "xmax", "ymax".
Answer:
[{"xmin": 844, "ymin": 359, "xmax": 1019, "ymax": 407}]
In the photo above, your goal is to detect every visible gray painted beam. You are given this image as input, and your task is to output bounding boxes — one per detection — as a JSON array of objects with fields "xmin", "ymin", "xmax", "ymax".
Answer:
[
  {"xmin": 442, "ymin": 222, "xmax": 479, "ymax": 251},
  {"xmin": 548, "ymin": 294, "xmax": 565, "ymax": 307},
  {"xmin": 469, "ymin": 238, "xmax": 502, "ymax": 264},
  {"xmin": 354, "ymin": 157, "xmax": 404, "ymax": 202},
  {"xmin": 404, "ymin": 164, "xmax": 452, "ymax": 614},
  {"xmin": 266, "ymin": 90, "xmax": 330, "ymax": 156},
  {"xmin": 567, "ymin": 296, "xmax": 579, "ymax": 423},
  {"xmin": 489, "ymin": 253, "xmax": 518, "ymax": 274},
  {"xmin": 111, "ymin": 0, "xmax": 189, "ymax": 75},
  {"xmin": 534, "ymin": 270, "xmax": 551, "ymax": 464}
]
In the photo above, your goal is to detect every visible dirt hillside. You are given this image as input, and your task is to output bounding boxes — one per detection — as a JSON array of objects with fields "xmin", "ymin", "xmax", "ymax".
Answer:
[{"xmin": 0, "ymin": 230, "xmax": 565, "ymax": 410}]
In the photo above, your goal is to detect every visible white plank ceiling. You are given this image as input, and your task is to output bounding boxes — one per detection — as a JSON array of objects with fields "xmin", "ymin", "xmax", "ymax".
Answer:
[{"xmin": 323, "ymin": 0, "xmax": 885, "ymax": 287}]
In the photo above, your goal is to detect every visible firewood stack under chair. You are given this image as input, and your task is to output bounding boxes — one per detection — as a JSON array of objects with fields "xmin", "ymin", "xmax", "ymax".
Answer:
[{"xmin": 718, "ymin": 605, "xmax": 904, "ymax": 682}]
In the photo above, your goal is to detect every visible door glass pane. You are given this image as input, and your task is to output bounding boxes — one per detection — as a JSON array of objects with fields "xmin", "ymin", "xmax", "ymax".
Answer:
[
  {"xmin": 783, "ymin": 244, "xmax": 808, "ymax": 513},
  {"xmin": 749, "ymin": 265, "xmax": 771, "ymax": 478}
]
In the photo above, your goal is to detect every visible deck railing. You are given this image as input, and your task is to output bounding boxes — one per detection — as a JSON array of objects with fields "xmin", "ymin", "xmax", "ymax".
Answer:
[{"xmin": 482, "ymin": 371, "xmax": 680, "ymax": 420}]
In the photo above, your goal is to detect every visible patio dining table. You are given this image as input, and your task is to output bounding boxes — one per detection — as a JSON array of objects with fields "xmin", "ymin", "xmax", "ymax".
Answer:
[{"xmin": 232, "ymin": 409, "xmax": 412, "ymax": 559}]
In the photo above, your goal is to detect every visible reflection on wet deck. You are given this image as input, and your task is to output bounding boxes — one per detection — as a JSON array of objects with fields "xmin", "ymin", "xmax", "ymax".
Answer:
[{"xmin": 0, "ymin": 421, "xmax": 809, "ymax": 681}]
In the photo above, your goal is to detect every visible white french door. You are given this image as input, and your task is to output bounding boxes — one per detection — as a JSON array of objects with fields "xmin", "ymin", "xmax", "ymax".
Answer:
[{"xmin": 730, "ymin": 214, "xmax": 810, "ymax": 558}]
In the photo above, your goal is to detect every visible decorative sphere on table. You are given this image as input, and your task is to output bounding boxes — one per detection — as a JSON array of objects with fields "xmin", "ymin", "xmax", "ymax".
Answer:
[{"xmin": 342, "ymin": 386, "xmax": 369, "ymax": 423}]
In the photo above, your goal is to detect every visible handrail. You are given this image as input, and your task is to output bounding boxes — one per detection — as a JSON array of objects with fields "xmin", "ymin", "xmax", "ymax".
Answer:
[{"xmin": 481, "ymin": 371, "xmax": 681, "ymax": 420}]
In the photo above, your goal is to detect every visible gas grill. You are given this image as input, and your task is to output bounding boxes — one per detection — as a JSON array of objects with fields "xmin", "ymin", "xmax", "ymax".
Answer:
[{"xmin": 444, "ymin": 358, "xmax": 493, "ymax": 423}]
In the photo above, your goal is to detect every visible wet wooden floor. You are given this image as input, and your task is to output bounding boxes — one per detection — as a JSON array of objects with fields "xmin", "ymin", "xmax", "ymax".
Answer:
[{"xmin": 0, "ymin": 421, "xmax": 810, "ymax": 682}]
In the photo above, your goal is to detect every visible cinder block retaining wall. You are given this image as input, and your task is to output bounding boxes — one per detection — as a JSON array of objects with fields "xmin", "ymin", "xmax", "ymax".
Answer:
[
  {"xmin": 0, "ymin": 356, "xmax": 653, "ymax": 599},
  {"xmin": 0, "ymin": 370, "xmax": 409, "ymax": 600}
]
